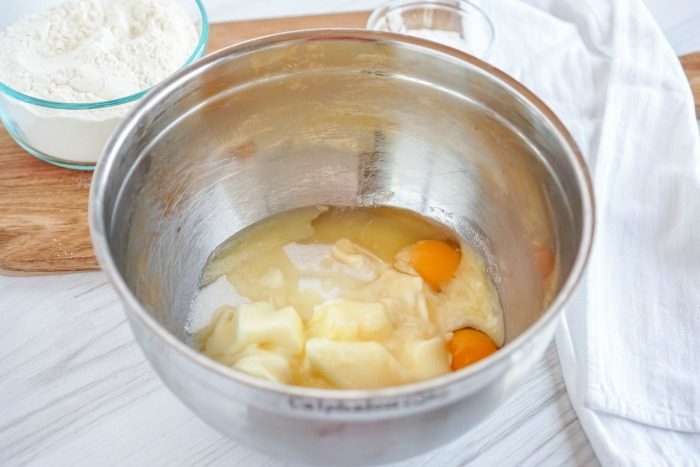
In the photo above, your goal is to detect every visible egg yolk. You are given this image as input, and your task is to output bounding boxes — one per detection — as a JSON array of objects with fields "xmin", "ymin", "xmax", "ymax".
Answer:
[
  {"xmin": 408, "ymin": 240, "xmax": 461, "ymax": 291},
  {"xmin": 448, "ymin": 328, "xmax": 498, "ymax": 370}
]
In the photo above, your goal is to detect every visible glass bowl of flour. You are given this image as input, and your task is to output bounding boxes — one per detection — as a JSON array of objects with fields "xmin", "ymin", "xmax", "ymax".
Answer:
[{"xmin": 0, "ymin": 0, "xmax": 209, "ymax": 170}]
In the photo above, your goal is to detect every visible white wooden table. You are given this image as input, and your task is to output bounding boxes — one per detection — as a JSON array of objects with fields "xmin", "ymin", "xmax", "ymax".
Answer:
[
  {"xmin": 2, "ymin": 1, "xmax": 698, "ymax": 465},
  {"xmin": 0, "ymin": 274, "xmax": 595, "ymax": 466}
]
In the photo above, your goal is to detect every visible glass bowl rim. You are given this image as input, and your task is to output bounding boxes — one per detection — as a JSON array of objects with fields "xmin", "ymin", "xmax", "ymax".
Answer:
[
  {"xmin": 367, "ymin": 0, "xmax": 495, "ymax": 54},
  {"xmin": 0, "ymin": 0, "xmax": 209, "ymax": 110}
]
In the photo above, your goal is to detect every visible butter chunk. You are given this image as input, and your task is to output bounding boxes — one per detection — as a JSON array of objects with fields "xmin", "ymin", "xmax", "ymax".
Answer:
[
  {"xmin": 309, "ymin": 299, "xmax": 393, "ymax": 340},
  {"xmin": 233, "ymin": 347, "xmax": 292, "ymax": 384},
  {"xmin": 203, "ymin": 306, "xmax": 238, "ymax": 357},
  {"xmin": 258, "ymin": 267, "xmax": 284, "ymax": 289},
  {"xmin": 398, "ymin": 337, "xmax": 450, "ymax": 381},
  {"xmin": 367, "ymin": 269, "xmax": 430, "ymax": 321},
  {"xmin": 305, "ymin": 338, "xmax": 404, "ymax": 389},
  {"xmin": 204, "ymin": 302, "xmax": 304, "ymax": 358},
  {"xmin": 330, "ymin": 239, "xmax": 385, "ymax": 280}
]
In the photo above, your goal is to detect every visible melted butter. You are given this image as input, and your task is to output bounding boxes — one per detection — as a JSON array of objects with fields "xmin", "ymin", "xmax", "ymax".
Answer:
[
  {"xmin": 195, "ymin": 206, "xmax": 503, "ymax": 389},
  {"xmin": 309, "ymin": 206, "xmax": 458, "ymax": 263}
]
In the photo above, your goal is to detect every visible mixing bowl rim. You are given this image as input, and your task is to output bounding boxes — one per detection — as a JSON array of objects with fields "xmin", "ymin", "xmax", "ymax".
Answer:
[
  {"xmin": 89, "ymin": 28, "xmax": 595, "ymax": 401},
  {"xmin": 0, "ymin": 0, "xmax": 209, "ymax": 110}
]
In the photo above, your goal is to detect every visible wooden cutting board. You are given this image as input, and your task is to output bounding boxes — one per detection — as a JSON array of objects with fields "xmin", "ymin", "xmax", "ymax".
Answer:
[{"xmin": 0, "ymin": 11, "xmax": 698, "ymax": 275}]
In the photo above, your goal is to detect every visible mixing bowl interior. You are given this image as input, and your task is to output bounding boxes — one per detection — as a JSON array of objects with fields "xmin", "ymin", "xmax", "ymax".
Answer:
[{"xmin": 101, "ymin": 33, "xmax": 586, "ymax": 352}]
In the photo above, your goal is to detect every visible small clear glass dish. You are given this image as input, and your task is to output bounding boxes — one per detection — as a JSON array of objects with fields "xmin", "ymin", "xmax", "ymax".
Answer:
[
  {"xmin": 367, "ymin": 0, "xmax": 494, "ymax": 60},
  {"xmin": 0, "ymin": 0, "xmax": 209, "ymax": 170}
]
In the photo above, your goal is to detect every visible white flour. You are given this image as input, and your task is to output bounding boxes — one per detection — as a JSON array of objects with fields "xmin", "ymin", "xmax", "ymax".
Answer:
[{"xmin": 0, "ymin": 0, "xmax": 200, "ymax": 164}]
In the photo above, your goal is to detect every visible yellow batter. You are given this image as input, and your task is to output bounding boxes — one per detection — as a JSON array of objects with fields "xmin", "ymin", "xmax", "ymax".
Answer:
[{"xmin": 196, "ymin": 206, "xmax": 503, "ymax": 389}]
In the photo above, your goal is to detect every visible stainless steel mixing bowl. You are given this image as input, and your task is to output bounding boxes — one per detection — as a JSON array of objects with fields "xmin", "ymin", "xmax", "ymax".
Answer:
[{"xmin": 89, "ymin": 30, "xmax": 594, "ymax": 464}]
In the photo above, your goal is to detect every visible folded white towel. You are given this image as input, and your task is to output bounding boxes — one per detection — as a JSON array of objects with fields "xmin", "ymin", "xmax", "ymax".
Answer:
[{"xmin": 478, "ymin": 0, "xmax": 700, "ymax": 462}]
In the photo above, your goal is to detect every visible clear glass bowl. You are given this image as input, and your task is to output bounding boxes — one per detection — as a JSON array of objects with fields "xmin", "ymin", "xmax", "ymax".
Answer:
[
  {"xmin": 367, "ymin": 0, "xmax": 494, "ymax": 60},
  {"xmin": 0, "ymin": 0, "xmax": 209, "ymax": 170}
]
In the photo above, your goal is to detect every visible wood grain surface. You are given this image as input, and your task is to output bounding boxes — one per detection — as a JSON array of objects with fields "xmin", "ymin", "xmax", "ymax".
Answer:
[
  {"xmin": 0, "ymin": 12, "xmax": 698, "ymax": 275},
  {"xmin": 681, "ymin": 52, "xmax": 700, "ymax": 116}
]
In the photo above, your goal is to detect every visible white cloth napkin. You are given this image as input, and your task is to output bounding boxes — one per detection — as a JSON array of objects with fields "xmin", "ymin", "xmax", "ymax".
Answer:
[{"xmin": 474, "ymin": 0, "xmax": 700, "ymax": 463}]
